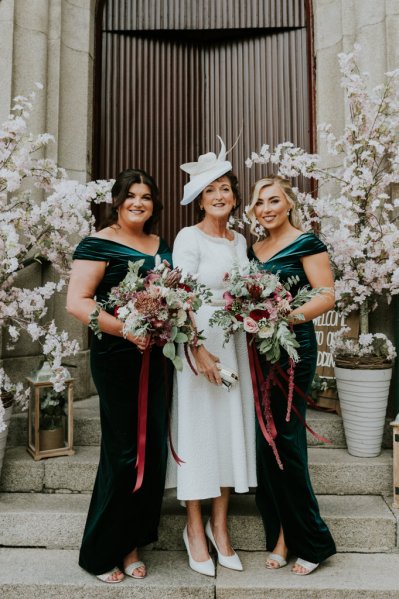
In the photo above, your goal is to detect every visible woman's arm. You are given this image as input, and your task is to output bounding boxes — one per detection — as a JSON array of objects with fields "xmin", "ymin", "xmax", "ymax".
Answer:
[
  {"xmin": 66, "ymin": 259, "xmax": 149, "ymax": 351},
  {"xmin": 288, "ymin": 252, "xmax": 335, "ymax": 324},
  {"xmin": 173, "ymin": 229, "xmax": 222, "ymax": 384}
]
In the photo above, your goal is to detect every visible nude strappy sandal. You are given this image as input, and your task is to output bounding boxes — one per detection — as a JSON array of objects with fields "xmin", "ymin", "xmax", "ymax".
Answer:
[
  {"xmin": 124, "ymin": 560, "xmax": 147, "ymax": 579},
  {"xmin": 96, "ymin": 566, "xmax": 125, "ymax": 583},
  {"xmin": 292, "ymin": 558, "xmax": 319, "ymax": 575},
  {"xmin": 265, "ymin": 553, "xmax": 288, "ymax": 569}
]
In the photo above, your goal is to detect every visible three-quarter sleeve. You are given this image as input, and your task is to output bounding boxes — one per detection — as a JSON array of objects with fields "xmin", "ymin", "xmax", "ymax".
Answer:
[{"xmin": 172, "ymin": 227, "xmax": 201, "ymax": 276}]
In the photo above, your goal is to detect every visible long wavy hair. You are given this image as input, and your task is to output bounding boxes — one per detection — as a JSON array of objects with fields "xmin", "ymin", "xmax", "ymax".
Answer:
[
  {"xmin": 100, "ymin": 168, "xmax": 163, "ymax": 234},
  {"xmin": 246, "ymin": 175, "xmax": 302, "ymax": 238}
]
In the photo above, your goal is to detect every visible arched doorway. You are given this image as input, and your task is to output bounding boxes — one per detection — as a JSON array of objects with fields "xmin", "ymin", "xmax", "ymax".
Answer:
[{"xmin": 93, "ymin": 0, "xmax": 314, "ymax": 243}]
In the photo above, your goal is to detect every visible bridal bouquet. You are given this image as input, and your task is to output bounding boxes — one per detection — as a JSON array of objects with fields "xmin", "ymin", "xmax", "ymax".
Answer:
[
  {"xmin": 209, "ymin": 261, "xmax": 321, "ymax": 364},
  {"xmin": 90, "ymin": 258, "xmax": 211, "ymax": 370},
  {"xmin": 210, "ymin": 261, "xmax": 329, "ymax": 469}
]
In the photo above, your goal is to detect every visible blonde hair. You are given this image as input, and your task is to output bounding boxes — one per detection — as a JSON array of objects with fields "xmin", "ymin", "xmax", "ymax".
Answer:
[{"xmin": 246, "ymin": 175, "xmax": 302, "ymax": 238}]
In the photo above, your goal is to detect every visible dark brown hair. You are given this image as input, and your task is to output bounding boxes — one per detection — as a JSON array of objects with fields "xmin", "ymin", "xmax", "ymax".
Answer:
[
  {"xmin": 194, "ymin": 171, "xmax": 241, "ymax": 221},
  {"xmin": 101, "ymin": 168, "xmax": 163, "ymax": 234}
]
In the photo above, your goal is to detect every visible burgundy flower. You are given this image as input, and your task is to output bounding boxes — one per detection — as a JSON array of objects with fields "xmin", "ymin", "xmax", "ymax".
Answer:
[
  {"xmin": 247, "ymin": 284, "xmax": 262, "ymax": 300},
  {"xmin": 249, "ymin": 309, "xmax": 270, "ymax": 321},
  {"xmin": 178, "ymin": 283, "xmax": 192, "ymax": 293}
]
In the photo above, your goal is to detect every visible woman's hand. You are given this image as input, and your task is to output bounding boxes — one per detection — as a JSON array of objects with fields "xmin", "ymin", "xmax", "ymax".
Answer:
[
  {"xmin": 191, "ymin": 345, "xmax": 222, "ymax": 385},
  {"xmin": 126, "ymin": 332, "xmax": 151, "ymax": 352}
]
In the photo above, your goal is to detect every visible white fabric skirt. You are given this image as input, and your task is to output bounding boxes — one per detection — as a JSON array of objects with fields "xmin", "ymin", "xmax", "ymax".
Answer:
[{"xmin": 165, "ymin": 304, "xmax": 257, "ymax": 500}]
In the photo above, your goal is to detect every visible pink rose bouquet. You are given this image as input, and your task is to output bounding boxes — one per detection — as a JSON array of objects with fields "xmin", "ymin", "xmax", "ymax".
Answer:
[
  {"xmin": 209, "ymin": 261, "xmax": 320, "ymax": 364},
  {"xmin": 90, "ymin": 257, "xmax": 211, "ymax": 371},
  {"xmin": 210, "ymin": 261, "xmax": 329, "ymax": 469}
]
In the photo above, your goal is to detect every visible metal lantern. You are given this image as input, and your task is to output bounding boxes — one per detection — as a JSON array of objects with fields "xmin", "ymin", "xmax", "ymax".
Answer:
[
  {"xmin": 26, "ymin": 361, "xmax": 74, "ymax": 460},
  {"xmin": 391, "ymin": 414, "xmax": 399, "ymax": 508}
]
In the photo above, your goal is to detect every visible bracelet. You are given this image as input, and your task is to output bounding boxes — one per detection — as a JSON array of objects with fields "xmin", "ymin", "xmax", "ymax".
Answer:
[{"xmin": 288, "ymin": 312, "xmax": 305, "ymax": 323}]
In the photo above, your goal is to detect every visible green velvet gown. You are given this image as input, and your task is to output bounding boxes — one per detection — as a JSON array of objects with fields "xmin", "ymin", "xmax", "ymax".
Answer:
[
  {"xmin": 248, "ymin": 232, "xmax": 336, "ymax": 564},
  {"xmin": 73, "ymin": 236, "xmax": 172, "ymax": 575}
]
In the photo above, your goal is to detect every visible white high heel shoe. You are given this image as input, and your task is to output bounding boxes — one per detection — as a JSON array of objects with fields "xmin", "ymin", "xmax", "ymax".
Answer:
[
  {"xmin": 205, "ymin": 519, "xmax": 243, "ymax": 571},
  {"xmin": 182, "ymin": 526, "xmax": 215, "ymax": 577}
]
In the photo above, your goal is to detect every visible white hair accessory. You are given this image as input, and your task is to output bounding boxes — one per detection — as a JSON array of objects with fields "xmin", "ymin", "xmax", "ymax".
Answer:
[{"xmin": 180, "ymin": 136, "xmax": 232, "ymax": 205}]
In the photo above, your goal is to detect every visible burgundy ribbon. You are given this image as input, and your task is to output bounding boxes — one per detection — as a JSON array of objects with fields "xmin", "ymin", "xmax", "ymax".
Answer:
[
  {"xmin": 184, "ymin": 344, "xmax": 198, "ymax": 375},
  {"xmin": 247, "ymin": 336, "xmax": 332, "ymax": 473},
  {"xmin": 133, "ymin": 344, "xmax": 151, "ymax": 493},
  {"xmin": 273, "ymin": 363, "xmax": 332, "ymax": 445},
  {"xmin": 247, "ymin": 337, "xmax": 283, "ymax": 470},
  {"xmin": 133, "ymin": 346, "xmax": 184, "ymax": 493}
]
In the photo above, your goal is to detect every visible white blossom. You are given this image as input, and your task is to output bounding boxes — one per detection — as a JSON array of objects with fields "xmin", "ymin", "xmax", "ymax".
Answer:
[
  {"xmin": 245, "ymin": 47, "xmax": 399, "ymax": 333},
  {"xmin": 0, "ymin": 87, "xmax": 113, "ymax": 431}
]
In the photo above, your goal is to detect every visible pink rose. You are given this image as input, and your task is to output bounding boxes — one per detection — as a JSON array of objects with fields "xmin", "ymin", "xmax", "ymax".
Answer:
[
  {"xmin": 243, "ymin": 316, "xmax": 259, "ymax": 334},
  {"xmin": 223, "ymin": 291, "xmax": 235, "ymax": 309}
]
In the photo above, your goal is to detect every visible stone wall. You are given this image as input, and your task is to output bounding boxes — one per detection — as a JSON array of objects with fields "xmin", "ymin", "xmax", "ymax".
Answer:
[{"xmin": 0, "ymin": 0, "xmax": 97, "ymax": 398}]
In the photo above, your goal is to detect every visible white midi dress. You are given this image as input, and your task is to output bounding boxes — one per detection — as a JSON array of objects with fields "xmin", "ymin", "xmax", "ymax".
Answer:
[{"xmin": 166, "ymin": 226, "xmax": 257, "ymax": 500}]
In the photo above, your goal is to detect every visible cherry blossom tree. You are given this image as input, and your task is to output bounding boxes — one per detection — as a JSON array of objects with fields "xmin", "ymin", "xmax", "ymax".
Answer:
[
  {"xmin": 0, "ymin": 85, "xmax": 112, "ymax": 430},
  {"xmin": 246, "ymin": 45, "xmax": 399, "ymax": 347}
]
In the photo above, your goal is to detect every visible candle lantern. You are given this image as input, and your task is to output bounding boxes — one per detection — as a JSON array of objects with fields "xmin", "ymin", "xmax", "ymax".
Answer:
[
  {"xmin": 26, "ymin": 361, "xmax": 74, "ymax": 460},
  {"xmin": 391, "ymin": 414, "xmax": 399, "ymax": 508}
]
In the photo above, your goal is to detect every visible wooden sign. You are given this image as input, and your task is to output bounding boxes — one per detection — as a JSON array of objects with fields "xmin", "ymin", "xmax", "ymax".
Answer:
[{"xmin": 313, "ymin": 310, "xmax": 359, "ymax": 411}]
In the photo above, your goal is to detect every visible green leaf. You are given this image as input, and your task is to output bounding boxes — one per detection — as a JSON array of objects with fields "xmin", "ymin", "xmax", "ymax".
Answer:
[
  {"xmin": 88, "ymin": 306, "xmax": 102, "ymax": 339},
  {"xmin": 171, "ymin": 326, "xmax": 178, "ymax": 341},
  {"xmin": 173, "ymin": 355, "xmax": 184, "ymax": 371},
  {"xmin": 175, "ymin": 332, "xmax": 188, "ymax": 343},
  {"xmin": 163, "ymin": 342, "xmax": 176, "ymax": 360}
]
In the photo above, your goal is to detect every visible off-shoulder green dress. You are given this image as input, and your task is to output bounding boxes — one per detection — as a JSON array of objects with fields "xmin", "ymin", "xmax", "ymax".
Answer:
[
  {"xmin": 248, "ymin": 232, "xmax": 336, "ymax": 564},
  {"xmin": 73, "ymin": 236, "xmax": 172, "ymax": 575}
]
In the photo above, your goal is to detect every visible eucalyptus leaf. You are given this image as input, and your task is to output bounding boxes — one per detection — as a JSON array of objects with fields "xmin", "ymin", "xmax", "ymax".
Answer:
[
  {"xmin": 163, "ymin": 342, "xmax": 176, "ymax": 360},
  {"xmin": 173, "ymin": 355, "xmax": 184, "ymax": 371}
]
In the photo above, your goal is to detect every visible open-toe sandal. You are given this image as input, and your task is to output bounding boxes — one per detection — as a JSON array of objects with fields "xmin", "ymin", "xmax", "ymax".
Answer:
[
  {"xmin": 292, "ymin": 558, "xmax": 319, "ymax": 575},
  {"xmin": 97, "ymin": 567, "xmax": 125, "ymax": 583},
  {"xmin": 265, "ymin": 553, "xmax": 288, "ymax": 569},
  {"xmin": 124, "ymin": 560, "xmax": 147, "ymax": 579}
]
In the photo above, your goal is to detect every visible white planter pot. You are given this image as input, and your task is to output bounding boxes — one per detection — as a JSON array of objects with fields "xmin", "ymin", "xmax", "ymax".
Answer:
[
  {"xmin": 334, "ymin": 366, "xmax": 392, "ymax": 457},
  {"xmin": 0, "ymin": 404, "xmax": 13, "ymax": 477}
]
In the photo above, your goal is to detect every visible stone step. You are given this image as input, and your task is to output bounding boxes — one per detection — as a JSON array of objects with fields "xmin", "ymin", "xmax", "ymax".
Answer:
[
  {"xmin": 0, "ymin": 446, "xmax": 393, "ymax": 495},
  {"xmin": 0, "ymin": 548, "xmax": 399, "ymax": 598},
  {"xmin": 6, "ymin": 396, "xmax": 393, "ymax": 449},
  {"xmin": 0, "ymin": 493, "xmax": 397, "ymax": 553}
]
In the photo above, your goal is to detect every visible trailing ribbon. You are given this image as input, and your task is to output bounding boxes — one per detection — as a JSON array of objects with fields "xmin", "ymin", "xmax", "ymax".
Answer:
[
  {"xmin": 133, "ymin": 346, "xmax": 184, "ymax": 493},
  {"xmin": 184, "ymin": 344, "xmax": 198, "ymax": 375},
  {"xmin": 247, "ymin": 336, "xmax": 332, "ymax": 474},
  {"xmin": 247, "ymin": 337, "xmax": 283, "ymax": 469},
  {"xmin": 133, "ymin": 344, "xmax": 151, "ymax": 493}
]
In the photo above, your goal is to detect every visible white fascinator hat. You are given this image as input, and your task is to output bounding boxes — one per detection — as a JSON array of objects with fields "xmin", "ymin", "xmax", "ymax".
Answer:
[{"xmin": 180, "ymin": 136, "xmax": 232, "ymax": 205}]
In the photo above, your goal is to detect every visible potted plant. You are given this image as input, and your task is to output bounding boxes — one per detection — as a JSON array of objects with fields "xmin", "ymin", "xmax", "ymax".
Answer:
[
  {"xmin": 39, "ymin": 389, "xmax": 66, "ymax": 451},
  {"xmin": 332, "ymin": 332, "xmax": 396, "ymax": 456},
  {"xmin": 245, "ymin": 45, "xmax": 399, "ymax": 456}
]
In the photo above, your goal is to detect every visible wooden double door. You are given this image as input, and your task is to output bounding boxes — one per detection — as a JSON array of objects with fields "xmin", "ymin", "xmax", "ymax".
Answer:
[{"xmin": 95, "ymin": 0, "xmax": 313, "ymax": 243}]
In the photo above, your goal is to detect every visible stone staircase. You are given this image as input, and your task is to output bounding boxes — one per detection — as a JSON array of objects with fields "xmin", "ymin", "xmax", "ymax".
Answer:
[{"xmin": 0, "ymin": 396, "xmax": 398, "ymax": 598}]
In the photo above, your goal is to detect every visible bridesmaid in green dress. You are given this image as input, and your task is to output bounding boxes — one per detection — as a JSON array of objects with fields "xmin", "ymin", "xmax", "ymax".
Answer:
[
  {"xmin": 246, "ymin": 175, "xmax": 336, "ymax": 576},
  {"xmin": 67, "ymin": 169, "xmax": 172, "ymax": 583}
]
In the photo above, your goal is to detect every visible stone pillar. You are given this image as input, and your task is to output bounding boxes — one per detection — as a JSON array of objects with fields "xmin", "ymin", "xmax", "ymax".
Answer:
[
  {"xmin": 0, "ymin": 0, "xmax": 97, "ymax": 398},
  {"xmin": 0, "ymin": 0, "xmax": 15, "ymax": 123}
]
